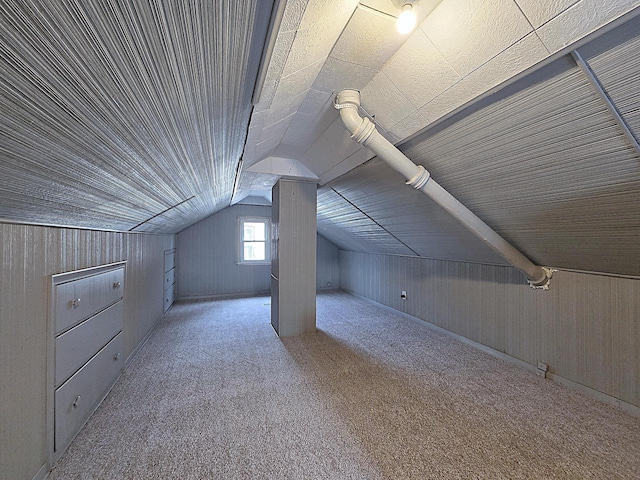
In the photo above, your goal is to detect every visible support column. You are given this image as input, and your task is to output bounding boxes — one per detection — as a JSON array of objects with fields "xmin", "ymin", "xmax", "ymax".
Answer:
[{"xmin": 271, "ymin": 179, "xmax": 317, "ymax": 336}]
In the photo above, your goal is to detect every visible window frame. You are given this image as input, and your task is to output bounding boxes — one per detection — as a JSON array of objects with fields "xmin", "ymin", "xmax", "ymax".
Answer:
[{"xmin": 238, "ymin": 216, "xmax": 271, "ymax": 265}]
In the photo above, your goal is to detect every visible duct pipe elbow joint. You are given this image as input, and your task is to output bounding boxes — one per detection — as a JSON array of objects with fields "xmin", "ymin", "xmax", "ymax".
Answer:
[
  {"xmin": 406, "ymin": 165, "xmax": 431, "ymax": 189},
  {"xmin": 335, "ymin": 90, "xmax": 375, "ymax": 145},
  {"xmin": 527, "ymin": 267, "xmax": 556, "ymax": 290}
]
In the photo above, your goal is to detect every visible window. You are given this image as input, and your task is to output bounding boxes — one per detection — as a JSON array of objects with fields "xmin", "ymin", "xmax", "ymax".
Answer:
[{"xmin": 239, "ymin": 217, "xmax": 270, "ymax": 264}]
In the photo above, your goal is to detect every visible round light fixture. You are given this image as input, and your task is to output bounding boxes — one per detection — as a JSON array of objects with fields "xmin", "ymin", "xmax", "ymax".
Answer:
[{"xmin": 396, "ymin": 2, "xmax": 417, "ymax": 34}]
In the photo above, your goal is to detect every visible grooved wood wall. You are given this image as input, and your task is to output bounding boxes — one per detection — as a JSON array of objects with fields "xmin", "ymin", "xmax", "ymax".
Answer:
[
  {"xmin": 0, "ymin": 223, "xmax": 174, "ymax": 480},
  {"xmin": 339, "ymin": 250, "xmax": 640, "ymax": 409},
  {"xmin": 176, "ymin": 204, "xmax": 340, "ymax": 299}
]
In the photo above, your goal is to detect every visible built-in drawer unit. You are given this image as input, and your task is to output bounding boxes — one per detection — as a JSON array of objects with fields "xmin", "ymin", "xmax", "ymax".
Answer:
[
  {"xmin": 55, "ymin": 301, "xmax": 124, "ymax": 387},
  {"xmin": 164, "ymin": 283, "xmax": 175, "ymax": 312},
  {"xmin": 164, "ymin": 268, "xmax": 175, "ymax": 290},
  {"xmin": 55, "ymin": 267, "xmax": 124, "ymax": 334},
  {"xmin": 49, "ymin": 262, "xmax": 126, "ymax": 461},
  {"xmin": 164, "ymin": 249, "xmax": 176, "ymax": 313},
  {"xmin": 55, "ymin": 332, "xmax": 124, "ymax": 450}
]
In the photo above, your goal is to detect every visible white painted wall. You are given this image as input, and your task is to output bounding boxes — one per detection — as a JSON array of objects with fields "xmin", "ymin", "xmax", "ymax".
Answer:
[{"xmin": 0, "ymin": 222, "xmax": 174, "ymax": 480}]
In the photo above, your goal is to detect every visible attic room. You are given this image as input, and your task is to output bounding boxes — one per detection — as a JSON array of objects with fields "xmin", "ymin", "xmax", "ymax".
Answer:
[{"xmin": 1, "ymin": 0, "xmax": 640, "ymax": 478}]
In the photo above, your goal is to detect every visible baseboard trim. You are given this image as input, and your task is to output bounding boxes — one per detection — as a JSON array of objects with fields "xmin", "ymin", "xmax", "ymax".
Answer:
[
  {"xmin": 347, "ymin": 290, "xmax": 640, "ymax": 418},
  {"xmin": 179, "ymin": 291, "xmax": 271, "ymax": 302},
  {"xmin": 125, "ymin": 310, "xmax": 167, "ymax": 368},
  {"xmin": 179, "ymin": 288, "xmax": 338, "ymax": 302},
  {"xmin": 32, "ymin": 462, "xmax": 48, "ymax": 480}
]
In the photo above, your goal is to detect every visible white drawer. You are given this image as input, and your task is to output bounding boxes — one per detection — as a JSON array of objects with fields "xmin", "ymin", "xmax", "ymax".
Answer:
[
  {"xmin": 54, "ymin": 332, "xmax": 124, "ymax": 451},
  {"xmin": 55, "ymin": 300, "xmax": 124, "ymax": 387},
  {"xmin": 55, "ymin": 268, "xmax": 124, "ymax": 334},
  {"xmin": 164, "ymin": 268, "xmax": 175, "ymax": 289},
  {"xmin": 164, "ymin": 284, "xmax": 175, "ymax": 312},
  {"xmin": 164, "ymin": 251, "xmax": 175, "ymax": 272}
]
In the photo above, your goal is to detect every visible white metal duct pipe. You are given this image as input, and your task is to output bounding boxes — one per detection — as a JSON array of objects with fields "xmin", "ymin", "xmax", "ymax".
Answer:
[{"xmin": 334, "ymin": 90, "xmax": 553, "ymax": 289}]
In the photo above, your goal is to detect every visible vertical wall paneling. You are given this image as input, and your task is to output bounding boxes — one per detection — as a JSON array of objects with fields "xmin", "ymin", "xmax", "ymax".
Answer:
[
  {"xmin": 271, "ymin": 180, "xmax": 317, "ymax": 337},
  {"xmin": 176, "ymin": 204, "xmax": 341, "ymax": 299},
  {"xmin": 339, "ymin": 250, "xmax": 640, "ymax": 409},
  {"xmin": 317, "ymin": 234, "xmax": 340, "ymax": 290},
  {"xmin": 176, "ymin": 205, "xmax": 272, "ymax": 299},
  {"xmin": 0, "ymin": 223, "xmax": 173, "ymax": 480}
]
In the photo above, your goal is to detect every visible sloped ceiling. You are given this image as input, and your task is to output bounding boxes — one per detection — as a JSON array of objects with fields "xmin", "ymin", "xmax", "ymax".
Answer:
[
  {"xmin": 0, "ymin": 0, "xmax": 273, "ymax": 233},
  {"xmin": 1, "ymin": 0, "xmax": 639, "ymax": 278},
  {"xmin": 238, "ymin": 0, "xmax": 640, "ymax": 198},
  {"xmin": 319, "ymin": 13, "xmax": 640, "ymax": 276}
]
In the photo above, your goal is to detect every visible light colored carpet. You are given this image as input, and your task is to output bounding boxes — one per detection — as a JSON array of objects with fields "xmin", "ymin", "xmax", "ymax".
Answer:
[{"xmin": 49, "ymin": 291, "xmax": 640, "ymax": 479}]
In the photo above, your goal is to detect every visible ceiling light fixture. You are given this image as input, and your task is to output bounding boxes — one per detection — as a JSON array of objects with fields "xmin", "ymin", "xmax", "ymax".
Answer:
[{"xmin": 396, "ymin": 2, "xmax": 417, "ymax": 34}]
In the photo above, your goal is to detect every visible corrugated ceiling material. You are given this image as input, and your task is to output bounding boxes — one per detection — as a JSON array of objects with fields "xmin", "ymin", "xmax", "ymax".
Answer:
[
  {"xmin": 327, "ymin": 159, "xmax": 509, "ymax": 265},
  {"xmin": 0, "ymin": 0, "xmax": 273, "ymax": 233},
  {"xmin": 316, "ymin": 187, "xmax": 414, "ymax": 256},
  {"xmin": 401, "ymin": 54, "xmax": 640, "ymax": 276},
  {"xmin": 579, "ymin": 14, "xmax": 640, "ymax": 144}
]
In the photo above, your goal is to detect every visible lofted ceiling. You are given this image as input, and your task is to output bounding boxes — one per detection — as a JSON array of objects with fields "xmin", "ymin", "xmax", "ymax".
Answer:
[
  {"xmin": 1, "ymin": 0, "xmax": 639, "ymax": 278},
  {"xmin": 238, "ymin": 0, "xmax": 640, "ymax": 199},
  {"xmin": 0, "ymin": 0, "xmax": 273, "ymax": 233},
  {"xmin": 318, "ymin": 13, "xmax": 640, "ymax": 277}
]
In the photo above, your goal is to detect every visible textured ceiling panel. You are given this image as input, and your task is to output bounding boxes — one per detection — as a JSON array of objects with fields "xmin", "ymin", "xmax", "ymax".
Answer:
[
  {"xmin": 235, "ymin": 1, "xmax": 638, "ymax": 205},
  {"xmin": 580, "ymin": 14, "xmax": 640, "ymax": 143},
  {"xmin": 301, "ymin": 117, "xmax": 362, "ymax": 175},
  {"xmin": 418, "ymin": 32, "xmax": 549, "ymax": 123},
  {"xmin": 535, "ymin": 0, "xmax": 639, "ymax": 54},
  {"xmin": 514, "ymin": 0, "xmax": 578, "ymax": 29},
  {"xmin": 327, "ymin": 160, "xmax": 508, "ymax": 265},
  {"xmin": 382, "ymin": 28, "xmax": 461, "ymax": 110},
  {"xmin": 361, "ymin": 71, "xmax": 415, "ymax": 129},
  {"xmin": 317, "ymin": 186, "xmax": 415, "ymax": 255},
  {"xmin": 330, "ymin": 5, "xmax": 406, "ymax": 69},
  {"xmin": 311, "ymin": 56, "xmax": 377, "ymax": 95},
  {"xmin": 421, "ymin": 0, "xmax": 533, "ymax": 77},
  {"xmin": 401, "ymin": 55, "xmax": 640, "ymax": 275},
  {"xmin": 0, "ymin": 0, "xmax": 272, "ymax": 233}
]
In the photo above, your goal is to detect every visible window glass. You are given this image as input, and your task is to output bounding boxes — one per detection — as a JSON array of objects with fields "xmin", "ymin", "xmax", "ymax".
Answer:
[{"xmin": 239, "ymin": 217, "xmax": 269, "ymax": 263}]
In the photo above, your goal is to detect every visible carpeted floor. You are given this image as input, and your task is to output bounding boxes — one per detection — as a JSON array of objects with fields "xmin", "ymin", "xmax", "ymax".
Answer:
[{"xmin": 49, "ymin": 291, "xmax": 640, "ymax": 479}]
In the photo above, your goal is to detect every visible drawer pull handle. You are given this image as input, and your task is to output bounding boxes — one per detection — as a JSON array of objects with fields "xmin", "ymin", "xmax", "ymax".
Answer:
[
  {"xmin": 73, "ymin": 395, "xmax": 81, "ymax": 408},
  {"xmin": 113, "ymin": 282, "xmax": 121, "ymax": 289},
  {"xmin": 114, "ymin": 352, "xmax": 120, "ymax": 361},
  {"xmin": 71, "ymin": 298, "xmax": 81, "ymax": 308}
]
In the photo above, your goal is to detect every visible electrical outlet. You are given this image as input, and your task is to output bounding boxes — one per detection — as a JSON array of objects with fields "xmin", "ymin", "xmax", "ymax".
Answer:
[{"xmin": 401, "ymin": 290, "xmax": 407, "ymax": 300}]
